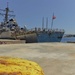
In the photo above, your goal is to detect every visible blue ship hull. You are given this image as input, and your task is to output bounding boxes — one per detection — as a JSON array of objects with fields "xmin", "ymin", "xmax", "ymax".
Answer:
[
  {"xmin": 37, "ymin": 31, "xmax": 64, "ymax": 42},
  {"xmin": 24, "ymin": 29, "xmax": 65, "ymax": 43}
]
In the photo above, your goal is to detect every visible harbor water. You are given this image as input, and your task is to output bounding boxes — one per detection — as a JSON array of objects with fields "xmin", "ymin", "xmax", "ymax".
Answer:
[{"xmin": 61, "ymin": 37, "xmax": 75, "ymax": 42}]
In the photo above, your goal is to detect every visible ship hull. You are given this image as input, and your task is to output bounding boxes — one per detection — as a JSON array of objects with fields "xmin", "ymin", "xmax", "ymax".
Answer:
[
  {"xmin": 37, "ymin": 31, "xmax": 64, "ymax": 42},
  {"xmin": 23, "ymin": 30, "xmax": 64, "ymax": 43}
]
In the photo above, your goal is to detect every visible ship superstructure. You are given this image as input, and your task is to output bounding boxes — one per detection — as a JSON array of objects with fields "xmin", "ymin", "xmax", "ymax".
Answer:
[{"xmin": 0, "ymin": 5, "xmax": 26, "ymax": 39}]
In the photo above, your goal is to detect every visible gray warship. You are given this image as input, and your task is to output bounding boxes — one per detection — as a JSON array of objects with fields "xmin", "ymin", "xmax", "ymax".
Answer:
[
  {"xmin": 0, "ymin": 5, "xmax": 65, "ymax": 44},
  {"xmin": 0, "ymin": 5, "xmax": 38, "ymax": 44}
]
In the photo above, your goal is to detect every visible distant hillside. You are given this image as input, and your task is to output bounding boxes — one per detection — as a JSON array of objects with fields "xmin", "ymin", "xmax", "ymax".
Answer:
[{"xmin": 64, "ymin": 34, "xmax": 75, "ymax": 37}]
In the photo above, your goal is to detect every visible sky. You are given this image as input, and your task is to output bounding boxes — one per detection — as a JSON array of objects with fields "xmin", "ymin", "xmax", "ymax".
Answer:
[{"xmin": 0, "ymin": 0, "xmax": 75, "ymax": 34}]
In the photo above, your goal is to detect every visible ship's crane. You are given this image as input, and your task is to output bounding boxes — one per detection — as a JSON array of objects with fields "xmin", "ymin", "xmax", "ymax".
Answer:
[{"xmin": 0, "ymin": 3, "xmax": 15, "ymax": 23}]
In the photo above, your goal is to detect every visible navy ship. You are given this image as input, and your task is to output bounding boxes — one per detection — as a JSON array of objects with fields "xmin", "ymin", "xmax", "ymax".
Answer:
[
  {"xmin": 0, "ymin": 5, "xmax": 65, "ymax": 43},
  {"xmin": 28, "ymin": 28, "xmax": 64, "ymax": 43},
  {"xmin": 28, "ymin": 17, "xmax": 65, "ymax": 43},
  {"xmin": 0, "ymin": 5, "xmax": 38, "ymax": 43}
]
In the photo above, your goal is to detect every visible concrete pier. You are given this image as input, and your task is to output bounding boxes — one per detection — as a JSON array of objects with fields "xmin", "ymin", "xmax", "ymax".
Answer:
[{"xmin": 0, "ymin": 43, "xmax": 75, "ymax": 75}]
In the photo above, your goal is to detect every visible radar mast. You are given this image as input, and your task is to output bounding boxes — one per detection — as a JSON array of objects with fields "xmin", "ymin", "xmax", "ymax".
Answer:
[{"xmin": 0, "ymin": 2, "xmax": 15, "ymax": 23}]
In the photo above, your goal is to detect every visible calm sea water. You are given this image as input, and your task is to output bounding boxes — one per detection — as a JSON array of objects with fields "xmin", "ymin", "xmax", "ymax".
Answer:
[{"xmin": 61, "ymin": 37, "xmax": 75, "ymax": 42}]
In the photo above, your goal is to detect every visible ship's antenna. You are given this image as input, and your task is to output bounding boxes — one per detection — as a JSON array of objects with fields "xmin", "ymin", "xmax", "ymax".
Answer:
[
  {"xmin": 7, "ymin": 2, "xmax": 9, "ymax": 8},
  {"xmin": 0, "ymin": 2, "xmax": 15, "ymax": 23},
  {"xmin": 46, "ymin": 17, "xmax": 48, "ymax": 30},
  {"xmin": 5, "ymin": 2, "xmax": 9, "ymax": 22},
  {"xmin": 42, "ymin": 17, "xmax": 44, "ymax": 30}
]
